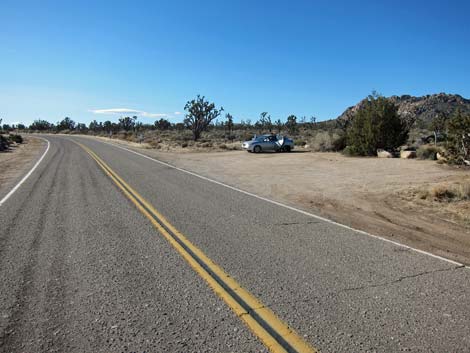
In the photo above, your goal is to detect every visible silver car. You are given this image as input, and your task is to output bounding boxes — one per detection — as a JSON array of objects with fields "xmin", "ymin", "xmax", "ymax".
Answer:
[{"xmin": 241, "ymin": 134, "xmax": 294, "ymax": 153}]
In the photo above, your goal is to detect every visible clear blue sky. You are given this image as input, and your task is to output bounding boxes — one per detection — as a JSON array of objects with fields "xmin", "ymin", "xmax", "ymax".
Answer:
[{"xmin": 1, "ymin": 0, "xmax": 469, "ymax": 126}]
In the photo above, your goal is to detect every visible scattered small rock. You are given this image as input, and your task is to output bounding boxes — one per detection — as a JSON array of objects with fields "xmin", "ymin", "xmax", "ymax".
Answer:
[
  {"xmin": 400, "ymin": 150, "xmax": 416, "ymax": 159},
  {"xmin": 436, "ymin": 152, "xmax": 447, "ymax": 162},
  {"xmin": 377, "ymin": 149, "xmax": 393, "ymax": 158}
]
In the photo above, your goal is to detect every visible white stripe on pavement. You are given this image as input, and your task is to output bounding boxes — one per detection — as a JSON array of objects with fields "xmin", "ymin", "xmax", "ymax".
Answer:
[
  {"xmin": 88, "ymin": 137, "xmax": 467, "ymax": 269},
  {"xmin": 0, "ymin": 137, "xmax": 50, "ymax": 207}
]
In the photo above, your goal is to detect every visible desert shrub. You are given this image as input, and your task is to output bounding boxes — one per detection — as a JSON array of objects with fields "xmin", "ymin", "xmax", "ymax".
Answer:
[
  {"xmin": 175, "ymin": 134, "xmax": 193, "ymax": 142},
  {"xmin": 228, "ymin": 144, "xmax": 241, "ymax": 150},
  {"xmin": 124, "ymin": 132, "xmax": 137, "ymax": 142},
  {"xmin": 346, "ymin": 93, "xmax": 408, "ymax": 156},
  {"xmin": 219, "ymin": 143, "xmax": 228, "ymax": 149},
  {"xmin": 447, "ymin": 110, "xmax": 470, "ymax": 164},
  {"xmin": 148, "ymin": 140, "xmax": 160, "ymax": 148},
  {"xmin": 417, "ymin": 145, "xmax": 440, "ymax": 160},
  {"xmin": 457, "ymin": 182, "xmax": 470, "ymax": 200},
  {"xmin": 421, "ymin": 181, "xmax": 470, "ymax": 201},
  {"xmin": 342, "ymin": 146, "xmax": 356, "ymax": 156},
  {"xmin": 0, "ymin": 134, "xmax": 10, "ymax": 151},
  {"xmin": 9, "ymin": 134, "xmax": 23, "ymax": 144},
  {"xmin": 310, "ymin": 131, "xmax": 340, "ymax": 152},
  {"xmin": 181, "ymin": 142, "xmax": 188, "ymax": 148},
  {"xmin": 242, "ymin": 133, "xmax": 255, "ymax": 141},
  {"xmin": 294, "ymin": 139, "xmax": 307, "ymax": 147},
  {"xmin": 430, "ymin": 185, "xmax": 456, "ymax": 200},
  {"xmin": 332, "ymin": 133, "xmax": 347, "ymax": 151}
]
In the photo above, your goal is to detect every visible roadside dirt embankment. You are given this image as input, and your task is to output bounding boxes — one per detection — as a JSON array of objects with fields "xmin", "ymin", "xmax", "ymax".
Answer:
[{"xmin": 0, "ymin": 137, "xmax": 45, "ymax": 195}]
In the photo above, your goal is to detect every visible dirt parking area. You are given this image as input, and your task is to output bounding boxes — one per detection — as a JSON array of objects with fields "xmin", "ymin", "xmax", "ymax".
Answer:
[
  {"xmin": 131, "ymin": 147, "xmax": 470, "ymax": 265},
  {"xmin": 0, "ymin": 137, "xmax": 45, "ymax": 195}
]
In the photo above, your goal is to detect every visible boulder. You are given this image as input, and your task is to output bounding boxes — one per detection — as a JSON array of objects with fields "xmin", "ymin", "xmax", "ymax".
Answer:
[
  {"xmin": 436, "ymin": 152, "xmax": 447, "ymax": 161},
  {"xmin": 377, "ymin": 149, "xmax": 393, "ymax": 158},
  {"xmin": 400, "ymin": 150, "xmax": 417, "ymax": 159}
]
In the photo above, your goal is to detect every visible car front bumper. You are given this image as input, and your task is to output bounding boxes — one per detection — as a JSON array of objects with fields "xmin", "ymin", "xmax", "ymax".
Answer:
[{"xmin": 241, "ymin": 143, "xmax": 253, "ymax": 151}]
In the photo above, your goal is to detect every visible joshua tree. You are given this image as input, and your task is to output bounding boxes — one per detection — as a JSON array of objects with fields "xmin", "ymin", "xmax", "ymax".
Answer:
[
  {"xmin": 286, "ymin": 115, "xmax": 297, "ymax": 134},
  {"xmin": 430, "ymin": 113, "xmax": 448, "ymax": 146},
  {"xmin": 184, "ymin": 95, "xmax": 223, "ymax": 141},
  {"xmin": 225, "ymin": 113, "xmax": 234, "ymax": 141}
]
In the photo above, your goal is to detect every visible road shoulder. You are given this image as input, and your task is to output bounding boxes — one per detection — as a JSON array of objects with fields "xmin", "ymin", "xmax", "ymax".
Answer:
[{"xmin": 0, "ymin": 136, "xmax": 46, "ymax": 199}]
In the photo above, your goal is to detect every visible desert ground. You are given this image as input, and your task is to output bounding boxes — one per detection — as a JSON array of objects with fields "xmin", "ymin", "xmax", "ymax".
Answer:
[
  {"xmin": 92, "ymin": 136, "xmax": 470, "ymax": 265},
  {"xmin": 0, "ymin": 137, "xmax": 44, "ymax": 195}
]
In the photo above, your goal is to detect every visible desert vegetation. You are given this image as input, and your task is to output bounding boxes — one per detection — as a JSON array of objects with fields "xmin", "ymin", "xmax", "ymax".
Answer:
[
  {"xmin": 0, "ymin": 119, "xmax": 24, "ymax": 151},
  {"xmin": 3, "ymin": 93, "xmax": 470, "ymax": 164},
  {"xmin": 342, "ymin": 93, "xmax": 409, "ymax": 156},
  {"xmin": 420, "ymin": 181, "xmax": 470, "ymax": 202}
]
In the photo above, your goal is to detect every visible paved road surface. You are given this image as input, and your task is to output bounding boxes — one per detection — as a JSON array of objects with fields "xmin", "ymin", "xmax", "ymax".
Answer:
[{"xmin": 1, "ymin": 135, "xmax": 469, "ymax": 352}]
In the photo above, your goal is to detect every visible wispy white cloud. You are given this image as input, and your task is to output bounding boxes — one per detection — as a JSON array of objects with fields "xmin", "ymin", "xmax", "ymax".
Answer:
[
  {"xmin": 174, "ymin": 111, "xmax": 182, "ymax": 115},
  {"xmin": 90, "ymin": 108, "xmax": 167, "ymax": 118}
]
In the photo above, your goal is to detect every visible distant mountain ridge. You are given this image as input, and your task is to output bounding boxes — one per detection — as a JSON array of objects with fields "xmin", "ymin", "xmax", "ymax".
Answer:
[{"xmin": 337, "ymin": 93, "xmax": 470, "ymax": 127}]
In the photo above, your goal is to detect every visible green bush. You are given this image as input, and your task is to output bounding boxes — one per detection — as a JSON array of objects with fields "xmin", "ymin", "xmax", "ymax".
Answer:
[
  {"xmin": 9, "ymin": 134, "xmax": 23, "ymax": 144},
  {"xmin": 332, "ymin": 133, "xmax": 347, "ymax": 151},
  {"xmin": 342, "ymin": 146, "xmax": 356, "ymax": 156},
  {"xmin": 416, "ymin": 145, "xmax": 440, "ymax": 160},
  {"xmin": 447, "ymin": 110, "xmax": 470, "ymax": 164},
  {"xmin": 346, "ymin": 93, "xmax": 408, "ymax": 156},
  {"xmin": 0, "ymin": 134, "xmax": 10, "ymax": 151}
]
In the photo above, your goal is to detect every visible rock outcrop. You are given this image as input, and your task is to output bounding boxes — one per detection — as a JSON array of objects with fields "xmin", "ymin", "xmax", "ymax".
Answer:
[{"xmin": 337, "ymin": 93, "xmax": 470, "ymax": 128}]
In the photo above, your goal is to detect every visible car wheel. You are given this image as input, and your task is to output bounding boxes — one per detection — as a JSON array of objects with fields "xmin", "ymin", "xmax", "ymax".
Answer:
[
  {"xmin": 284, "ymin": 146, "xmax": 291, "ymax": 152},
  {"xmin": 253, "ymin": 145, "xmax": 262, "ymax": 153}
]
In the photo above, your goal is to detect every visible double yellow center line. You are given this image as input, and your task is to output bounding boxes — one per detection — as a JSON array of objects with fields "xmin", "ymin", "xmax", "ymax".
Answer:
[{"xmin": 78, "ymin": 142, "xmax": 317, "ymax": 353}]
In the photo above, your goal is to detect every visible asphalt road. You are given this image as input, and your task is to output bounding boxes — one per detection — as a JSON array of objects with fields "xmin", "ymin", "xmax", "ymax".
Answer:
[{"xmin": 1, "ymin": 135, "xmax": 469, "ymax": 352}]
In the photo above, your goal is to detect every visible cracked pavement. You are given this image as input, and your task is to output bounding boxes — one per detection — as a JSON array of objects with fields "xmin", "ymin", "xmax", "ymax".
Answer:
[{"xmin": 1, "ymin": 135, "xmax": 470, "ymax": 352}]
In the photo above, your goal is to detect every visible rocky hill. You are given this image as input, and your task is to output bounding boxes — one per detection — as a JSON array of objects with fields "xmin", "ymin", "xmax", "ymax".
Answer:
[{"xmin": 337, "ymin": 93, "xmax": 470, "ymax": 128}]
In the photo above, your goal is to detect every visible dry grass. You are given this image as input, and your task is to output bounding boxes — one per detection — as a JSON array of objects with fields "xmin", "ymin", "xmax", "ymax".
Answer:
[
  {"xmin": 300, "ymin": 130, "xmax": 345, "ymax": 152},
  {"xmin": 416, "ymin": 144, "xmax": 441, "ymax": 160},
  {"xmin": 420, "ymin": 181, "xmax": 470, "ymax": 201},
  {"xmin": 457, "ymin": 182, "xmax": 470, "ymax": 200},
  {"xmin": 87, "ymin": 127, "xmax": 349, "ymax": 153}
]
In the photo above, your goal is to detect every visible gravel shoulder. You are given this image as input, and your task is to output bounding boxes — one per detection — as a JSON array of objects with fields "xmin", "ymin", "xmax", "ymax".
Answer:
[
  {"xmin": 0, "ymin": 137, "xmax": 45, "ymax": 199},
  {"xmin": 92, "ymin": 136, "xmax": 470, "ymax": 265}
]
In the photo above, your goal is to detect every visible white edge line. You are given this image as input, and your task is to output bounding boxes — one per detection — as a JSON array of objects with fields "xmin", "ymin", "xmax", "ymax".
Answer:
[
  {"xmin": 0, "ymin": 137, "xmax": 50, "ymax": 207},
  {"xmin": 86, "ymin": 137, "xmax": 468, "ymax": 269}
]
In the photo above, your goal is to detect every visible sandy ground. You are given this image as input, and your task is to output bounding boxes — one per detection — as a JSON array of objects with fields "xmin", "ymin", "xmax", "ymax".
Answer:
[
  {"xmin": 100, "ymin": 138, "xmax": 469, "ymax": 265},
  {"xmin": 0, "ymin": 137, "xmax": 44, "ymax": 194}
]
